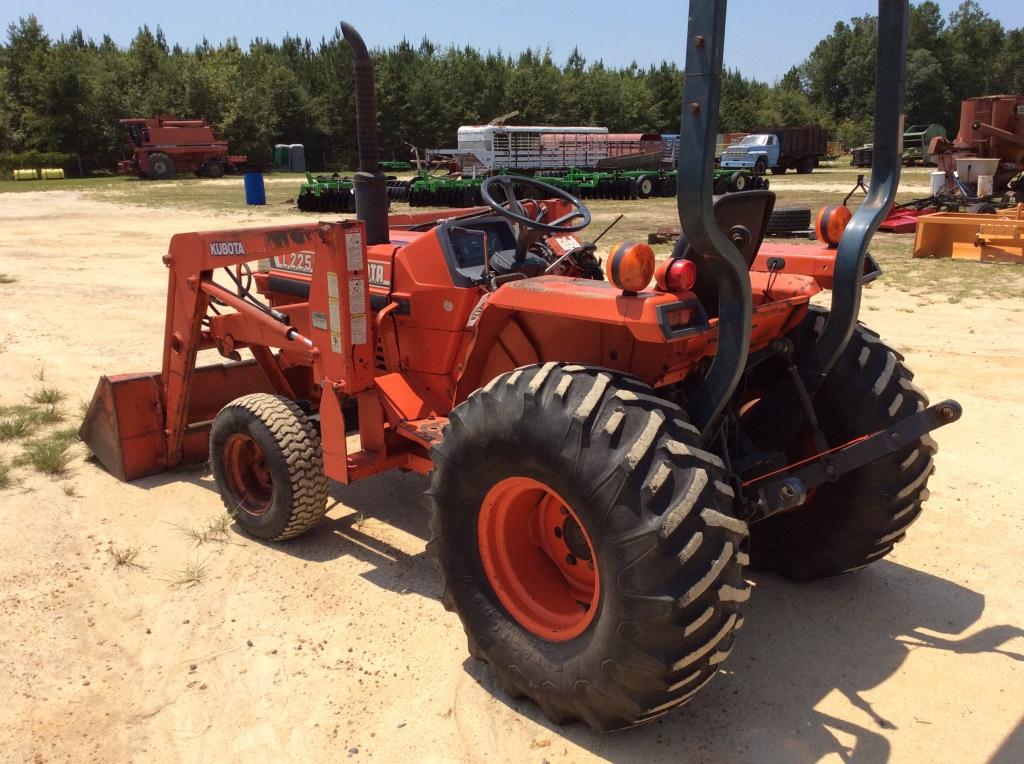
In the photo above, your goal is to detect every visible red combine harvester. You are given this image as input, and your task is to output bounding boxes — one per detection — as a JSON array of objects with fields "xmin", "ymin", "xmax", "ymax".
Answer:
[
  {"xmin": 931, "ymin": 95, "xmax": 1024, "ymax": 194},
  {"xmin": 117, "ymin": 116, "xmax": 247, "ymax": 180},
  {"xmin": 82, "ymin": 3, "xmax": 960, "ymax": 731}
]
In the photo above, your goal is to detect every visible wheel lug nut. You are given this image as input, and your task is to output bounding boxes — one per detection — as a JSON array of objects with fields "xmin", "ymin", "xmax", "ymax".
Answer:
[{"xmin": 565, "ymin": 554, "xmax": 577, "ymax": 566}]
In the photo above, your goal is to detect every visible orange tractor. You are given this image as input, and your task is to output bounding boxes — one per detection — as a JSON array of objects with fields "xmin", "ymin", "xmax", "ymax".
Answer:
[{"xmin": 82, "ymin": 3, "xmax": 959, "ymax": 731}]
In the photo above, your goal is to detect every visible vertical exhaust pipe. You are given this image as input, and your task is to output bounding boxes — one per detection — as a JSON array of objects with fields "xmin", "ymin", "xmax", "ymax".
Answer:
[{"xmin": 340, "ymin": 22, "xmax": 389, "ymax": 245}]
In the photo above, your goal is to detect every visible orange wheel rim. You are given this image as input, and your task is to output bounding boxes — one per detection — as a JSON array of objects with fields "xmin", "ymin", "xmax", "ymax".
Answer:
[
  {"xmin": 223, "ymin": 433, "xmax": 274, "ymax": 516},
  {"xmin": 477, "ymin": 477, "xmax": 600, "ymax": 641}
]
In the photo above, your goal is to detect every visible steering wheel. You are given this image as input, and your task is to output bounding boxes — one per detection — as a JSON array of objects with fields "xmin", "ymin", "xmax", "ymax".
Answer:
[{"xmin": 481, "ymin": 175, "xmax": 592, "ymax": 234}]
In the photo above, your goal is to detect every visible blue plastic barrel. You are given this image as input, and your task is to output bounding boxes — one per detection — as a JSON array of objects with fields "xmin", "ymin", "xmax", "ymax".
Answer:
[{"xmin": 244, "ymin": 172, "xmax": 266, "ymax": 205}]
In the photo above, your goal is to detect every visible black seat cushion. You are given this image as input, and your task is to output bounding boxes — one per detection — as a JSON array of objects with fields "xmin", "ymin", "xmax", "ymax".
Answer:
[{"xmin": 672, "ymin": 190, "xmax": 776, "ymax": 316}]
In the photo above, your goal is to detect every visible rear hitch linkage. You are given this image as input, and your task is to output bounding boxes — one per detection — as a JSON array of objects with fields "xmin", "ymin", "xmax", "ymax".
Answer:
[{"xmin": 741, "ymin": 400, "xmax": 962, "ymax": 522}]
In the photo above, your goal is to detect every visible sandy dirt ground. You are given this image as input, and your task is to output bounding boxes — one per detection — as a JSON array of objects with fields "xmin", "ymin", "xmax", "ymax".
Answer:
[{"xmin": 0, "ymin": 190, "xmax": 1022, "ymax": 763}]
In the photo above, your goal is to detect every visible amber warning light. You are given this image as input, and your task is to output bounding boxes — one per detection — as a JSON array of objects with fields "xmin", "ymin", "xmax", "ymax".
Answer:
[{"xmin": 606, "ymin": 241, "xmax": 656, "ymax": 293}]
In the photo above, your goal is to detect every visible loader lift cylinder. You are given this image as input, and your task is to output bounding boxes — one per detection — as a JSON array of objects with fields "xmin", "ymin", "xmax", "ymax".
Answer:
[{"xmin": 341, "ymin": 22, "xmax": 389, "ymax": 246}]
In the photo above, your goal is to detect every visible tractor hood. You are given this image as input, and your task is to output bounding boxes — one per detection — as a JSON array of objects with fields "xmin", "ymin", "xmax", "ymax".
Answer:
[
  {"xmin": 454, "ymin": 273, "xmax": 816, "ymax": 401},
  {"xmin": 485, "ymin": 276, "xmax": 704, "ymax": 344}
]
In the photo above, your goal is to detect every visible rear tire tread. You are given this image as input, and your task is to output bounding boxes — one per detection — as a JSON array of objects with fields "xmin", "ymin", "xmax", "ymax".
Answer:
[
  {"xmin": 750, "ymin": 307, "xmax": 936, "ymax": 579},
  {"xmin": 424, "ymin": 363, "xmax": 749, "ymax": 730}
]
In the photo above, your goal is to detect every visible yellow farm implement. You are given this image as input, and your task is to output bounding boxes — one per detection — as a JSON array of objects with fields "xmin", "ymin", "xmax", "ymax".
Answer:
[{"xmin": 913, "ymin": 205, "xmax": 1024, "ymax": 264}]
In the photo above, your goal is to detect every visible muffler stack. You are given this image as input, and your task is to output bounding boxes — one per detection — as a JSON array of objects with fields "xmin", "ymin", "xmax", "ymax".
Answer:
[{"xmin": 341, "ymin": 22, "xmax": 389, "ymax": 246}]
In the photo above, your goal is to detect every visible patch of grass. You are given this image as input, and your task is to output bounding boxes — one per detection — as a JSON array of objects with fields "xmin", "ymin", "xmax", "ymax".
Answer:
[
  {"xmin": 168, "ymin": 512, "xmax": 235, "ymax": 545},
  {"xmin": 16, "ymin": 438, "xmax": 73, "ymax": 475},
  {"xmin": 0, "ymin": 175, "xmax": 133, "ymax": 195},
  {"xmin": 167, "ymin": 557, "xmax": 209, "ymax": 589},
  {"xmin": 0, "ymin": 461, "xmax": 11, "ymax": 490},
  {"xmin": 85, "ymin": 173, "xmax": 315, "ymax": 213},
  {"xmin": 53, "ymin": 425, "xmax": 80, "ymax": 445},
  {"xmin": 0, "ymin": 415, "xmax": 37, "ymax": 441},
  {"xmin": 27, "ymin": 387, "xmax": 66, "ymax": 405},
  {"xmin": 0, "ymin": 273, "xmax": 16, "ymax": 285},
  {"xmin": 108, "ymin": 545, "xmax": 145, "ymax": 570},
  {"xmin": 33, "ymin": 405, "xmax": 66, "ymax": 425},
  {"xmin": 62, "ymin": 483, "xmax": 77, "ymax": 497}
]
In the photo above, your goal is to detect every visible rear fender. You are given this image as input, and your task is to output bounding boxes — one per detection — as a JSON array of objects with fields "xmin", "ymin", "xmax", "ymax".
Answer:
[{"xmin": 751, "ymin": 244, "xmax": 881, "ymax": 290}]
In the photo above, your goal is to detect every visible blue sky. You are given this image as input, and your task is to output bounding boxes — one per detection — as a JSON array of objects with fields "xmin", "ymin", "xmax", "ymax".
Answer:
[{"xmin": 3, "ymin": 1, "xmax": 1020, "ymax": 82}]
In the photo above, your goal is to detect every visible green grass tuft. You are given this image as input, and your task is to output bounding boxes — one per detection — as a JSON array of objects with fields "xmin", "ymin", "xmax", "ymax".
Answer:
[
  {"xmin": 16, "ymin": 438, "xmax": 73, "ymax": 475},
  {"xmin": 33, "ymin": 405, "xmax": 66, "ymax": 425},
  {"xmin": 0, "ymin": 415, "xmax": 37, "ymax": 441},
  {"xmin": 28, "ymin": 387, "xmax": 66, "ymax": 405},
  {"xmin": 53, "ymin": 425, "xmax": 81, "ymax": 445},
  {"xmin": 0, "ymin": 461, "xmax": 11, "ymax": 490}
]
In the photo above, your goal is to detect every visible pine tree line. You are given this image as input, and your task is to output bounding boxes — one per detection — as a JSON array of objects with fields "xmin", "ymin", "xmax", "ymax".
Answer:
[{"xmin": 1, "ymin": 2, "xmax": 1020, "ymax": 174}]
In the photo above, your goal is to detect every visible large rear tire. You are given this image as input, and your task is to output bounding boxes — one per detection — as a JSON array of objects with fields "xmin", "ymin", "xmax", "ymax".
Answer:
[
  {"xmin": 796, "ymin": 156, "xmax": 815, "ymax": 174},
  {"xmin": 147, "ymin": 152, "xmax": 175, "ymax": 180},
  {"xmin": 425, "ymin": 363, "xmax": 749, "ymax": 730},
  {"xmin": 749, "ymin": 308, "xmax": 936, "ymax": 580},
  {"xmin": 204, "ymin": 161, "xmax": 226, "ymax": 179},
  {"xmin": 210, "ymin": 393, "xmax": 329, "ymax": 541}
]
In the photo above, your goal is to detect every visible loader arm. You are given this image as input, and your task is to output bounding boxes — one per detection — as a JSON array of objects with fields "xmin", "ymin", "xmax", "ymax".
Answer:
[{"xmin": 81, "ymin": 221, "xmax": 380, "ymax": 481}]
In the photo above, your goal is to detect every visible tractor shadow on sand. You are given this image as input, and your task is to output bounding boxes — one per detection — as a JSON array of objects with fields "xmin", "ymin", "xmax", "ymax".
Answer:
[
  {"xmin": 145, "ymin": 465, "xmax": 1023, "ymax": 762},
  {"xmin": 459, "ymin": 560, "xmax": 1023, "ymax": 763},
  {"xmin": 257, "ymin": 469, "xmax": 440, "ymax": 600}
]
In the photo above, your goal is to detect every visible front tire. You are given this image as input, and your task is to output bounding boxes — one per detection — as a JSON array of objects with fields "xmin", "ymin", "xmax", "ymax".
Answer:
[
  {"xmin": 147, "ymin": 152, "xmax": 175, "ymax": 180},
  {"xmin": 205, "ymin": 161, "xmax": 226, "ymax": 179},
  {"xmin": 750, "ymin": 308, "xmax": 936, "ymax": 580},
  {"xmin": 210, "ymin": 393, "xmax": 329, "ymax": 541},
  {"xmin": 730, "ymin": 171, "xmax": 750, "ymax": 192},
  {"xmin": 425, "ymin": 363, "xmax": 749, "ymax": 730}
]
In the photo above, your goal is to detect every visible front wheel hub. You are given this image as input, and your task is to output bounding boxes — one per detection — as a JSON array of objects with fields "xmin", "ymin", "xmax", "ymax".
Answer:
[
  {"xmin": 222, "ymin": 433, "xmax": 274, "ymax": 516},
  {"xmin": 477, "ymin": 477, "xmax": 600, "ymax": 641}
]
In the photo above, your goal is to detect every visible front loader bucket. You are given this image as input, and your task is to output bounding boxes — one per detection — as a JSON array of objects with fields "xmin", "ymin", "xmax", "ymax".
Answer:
[
  {"xmin": 79, "ymin": 372, "xmax": 165, "ymax": 481},
  {"xmin": 80, "ymin": 359, "xmax": 293, "ymax": 482}
]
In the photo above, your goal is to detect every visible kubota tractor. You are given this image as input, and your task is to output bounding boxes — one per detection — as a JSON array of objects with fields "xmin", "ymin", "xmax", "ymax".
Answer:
[{"xmin": 82, "ymin": 2, "xmax": 960, "ymax": 731}]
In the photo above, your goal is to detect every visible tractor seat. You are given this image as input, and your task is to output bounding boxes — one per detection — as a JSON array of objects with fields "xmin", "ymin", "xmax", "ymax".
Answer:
[{"xmin": 672, "ymin": 190, "xmax": 775, "ymax": 316}]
